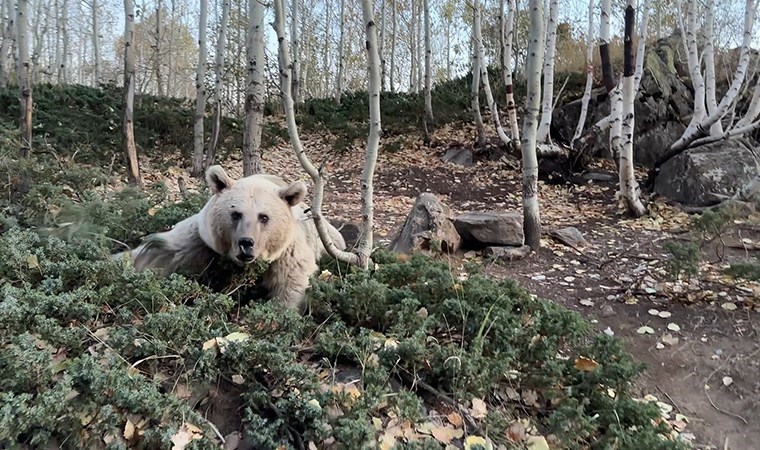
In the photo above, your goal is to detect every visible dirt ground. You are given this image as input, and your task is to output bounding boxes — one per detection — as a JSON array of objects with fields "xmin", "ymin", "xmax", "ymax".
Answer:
[{"xmin": 143, "ymin": 121, "xmax": 760, "ymax": 449}]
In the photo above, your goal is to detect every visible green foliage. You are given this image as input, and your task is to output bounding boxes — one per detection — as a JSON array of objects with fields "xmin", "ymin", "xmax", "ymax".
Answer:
[
  {"xmin": 663, "ymin": 241, "xmax": 701, "ymax": 279},
  {"xmin": 724, "ymin": 259, "xmax": 760, "ymax": 281}
]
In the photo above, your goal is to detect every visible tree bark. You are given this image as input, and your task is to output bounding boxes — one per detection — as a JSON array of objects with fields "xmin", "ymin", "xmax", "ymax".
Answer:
[
  {"xmin": 290, "ymin": 0, "xmax": 300, "ymax": 105},
  {"xmin": 335, "ymin": 0, "xmax": 345, "ymax": 104},
  {"xmin": 205, "ymin": 0, "xmax": 230, "ymax": 169},
  {"xmin": 522, "ymin": 0, "xmax": 544, "ymax": 250},
  {"xmin": 16, "ymin": 0, "xmax": 32, "ymax": 157},
  {"xmin": 379, "ymin": 0, "xmax": 386, "ymax": 91},
  {"xmin": 500, "ymin": 0, "xmax": 519, "ymax": 150},
  {"xmin": 192, "ymin": 0, "xmax": 208, "ymax": 177},
  {"xmin": 0, "ymin": 0, "xmax": 14, "ymax": 88},
  {"xmin": 734, "ymin": 80, "xmax": 760, "ymax": 129},
  {"xmin": 573, "ymin": 0, "xmax": 595, "ymax": 145},
  {"xmin": 471, "ymin": 31, "xmax": 485, "ymax": 148},
  {"xmin": 59, "ymin": 0, "xmax": 67, "ymax": 84},
  {"xmin": 536, "ymin": 0, "xmax": 558, "ymax": 143},
  {"xmin": 322, "ymin": 0, "xmax": 331, "ymax": 97},
  {"xmin": 474, "ymin": 0, "xmax": 510, "ymax": 147},
  {"xmin": 423, "ymin": 0, "xmax": 432, "ymax": 123},
  {"xmin": 123, "ymin": 0, "xmax": 142, "ymax": 187},
  {"xmin": 153, "ymin": 0, "xmax": 163, "ymax": 95},
  {"xmin": 243, "ymin": 0, "xmax": 265, "ymax": 176},
  {"xmin": 410, "ymin": 0, "xmax": 417, "ymax": 93},
  {"xmin": 619, "ymin": 0, "xmax": 646, "ymax": 216},
  {"xmin": 703, "ymin": 0, "xmax": 721, "ymax": 135},
  {"xmin": 389, "ymin": 0, "xmax": 396, "ymax": 92},
  {"xmin": 272, "ymin": 0, "xmax": 360, "ymax": 266},
  {"xmin": 91, "ymin": 0, "xmax": 100, "ymax": 86},
  {"xmin": 166, "ymin": 0, "xmax": 175, "ymax": 93}
]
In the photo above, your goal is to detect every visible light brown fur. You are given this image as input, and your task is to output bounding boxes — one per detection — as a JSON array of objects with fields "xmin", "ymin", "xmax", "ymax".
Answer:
[{"xmin": 113, "ymin": 166, "xmax": 346, "ymax": 310}]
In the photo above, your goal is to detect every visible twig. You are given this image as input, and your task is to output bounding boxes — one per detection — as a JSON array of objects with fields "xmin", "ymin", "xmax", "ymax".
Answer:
[
  {"xmin": 128, "ymin": 354, "xmax": 181, "ymax": 374},
  {"xmin": 704, "ymin": 387, "xmax": 748, "ymax": 424},
  {"xmin": 397, "ymin": 371, "xmax": 483, "ymax": 435},
  {"xmin": 655, "ymin": 385, "xmax": 682, "ymax": 414}
]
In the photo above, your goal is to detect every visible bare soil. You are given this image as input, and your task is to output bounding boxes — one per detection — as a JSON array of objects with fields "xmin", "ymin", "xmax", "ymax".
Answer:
[{"xmin": 141, "ymin": 120, "xmax": 760, "ymax": 450}]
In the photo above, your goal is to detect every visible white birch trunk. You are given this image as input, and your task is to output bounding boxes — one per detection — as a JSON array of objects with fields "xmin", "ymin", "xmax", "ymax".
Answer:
[
  {"xmin": 335, "ymin": 0, "xmax": 345, "ymax": 104},
  {"xmin": 192, "ymin": 0, "xmax": 208, "ymax": 177},
  {"xmin": 410, "ymin": 0, "xmax": 417, "ymax": 93},
  {"xmin": 536, "ymin": 0, "xmax": 558, "ymax": 143},
  {"xmin": 91, "ymin": 0, "xmax": 100, "ymax": 86},
  {"xmin": 734, "ymin": 81, "xmax": 760, "ymax": 129},
  {"xmin": 153, "ymin": 0, "xmax": 162, "ymax": 95},
  {"xmin": 243, "ymin": 0, "xmax": 265, "ymax": 176},
  {"xmin": 675, "ymin": 0, "xmax": 707, "ymax": 142},
  {"xmin": 502, "ymin": 0, "xmax": 520, "ymax": 148},
  {"xmin": 620, "ymin": 0, "xmax": 646, "ymax": 216},
  {"xmin": 522, "ymin": 0, "xmax": 544, "ymax": 250},
  {"xmin": 703, "ymin": 0, "xmax": 722, "ymax": 135},
  {"xmin": 0, "ymin": 0, "xmax": 13, "ymax": 88},
  {"xmin": 379, "ymin": 0, "xmax": 386, "ymax": 91},
  {"xmin": 572, "ymin": 0, "xmax": 595, "ymax": 145},
  {"xmin": 471, "ymin": 31, "xmax": 485, "ymax": 148},
  {"xmin": 358, "ymin": 0, "xmax": 382, "ymax": 269},
  {"xmin": 423, "ymin": 0, "xmax": 432, "ymax": 122},
  {"xmin": 321, "ymin": 0, "xmax": 331, "ymax": 97},
  {"xmin": 669, "ymin": 0, "xmax": 755, "ymax": 153},
  {"xmin": 167, "ymin": 0, "xmax": 175, "ymax": 93},
  {"xmin": 205, "ymin": 0, "xmax": 230, "ymax": 169},
  {"xmin": 60, "ymin": 0, "xmax": 67, "ymax": 84},
  {"xmin": 272, "ymin": 0, "xmax": 361, "ymax": 267},
  {"xmin": 474, "ymin": 0, "xmax": 510, "ymax": 146},
  {"xmin": 389, "ymin": 0, "xmax": 396, "ymax": 92},
  {"xmin": 290, "ymin": 0, "xmax": 300, "ymax": 105},
  {"xmin": 17, "ymin": 0, "xmax": 32, "ymax": 157},
  {"xmin": 123, "ymin": 0, "xmax": 142, "ymax": 187}
]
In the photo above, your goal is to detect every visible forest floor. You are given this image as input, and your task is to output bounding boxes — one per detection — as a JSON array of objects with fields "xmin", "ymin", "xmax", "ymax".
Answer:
[{"xmin": 135, "ymin": 119, "xmax": 760, "ymax": 450}]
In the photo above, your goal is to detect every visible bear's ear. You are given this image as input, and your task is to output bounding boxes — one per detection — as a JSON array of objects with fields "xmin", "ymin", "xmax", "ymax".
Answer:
[
  {"xmin": 206, "ymin": 165, "xmax": 235, "ymax": 194},
  {"xmin": 279, "ymin": 181, "xmax": 307, "ymax": 207}
]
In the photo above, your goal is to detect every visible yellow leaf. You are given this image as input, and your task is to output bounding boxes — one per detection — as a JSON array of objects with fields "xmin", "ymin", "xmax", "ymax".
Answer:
[
  {"xmin": 27, "ymin": 254, "xmax": 39, "ymax": 269},
  {"xmin": 430, "ymin": 425, "xmax": 463, "ymax": 444},
  {"xmin": 171, "ymin": 423, "xmax": 203, "ymax": 450},
  {"xmin": 464, "ymin": 435, "xmax": 492, "ymax": 450},
  {"xmin": 573, "ymin": 356, "xmax": 600, "ymax": 372},
  {"xmin": 124, "ymin": 418, "xmax": 136, "ymax": 440},
  {"xmin": 147, "ymin": 207, "xmax": 158, "ymax": 216},
  {"xmin": 224, "ymin": 331, "xmax": 250, "ymax": 342},
  {"xmin": 446, "ymin": 411, "xmax": 463, "ymax": 427},
  {"xmin": 527, "ymin": 435, "xmax": 550, "ymax": 450},
  {"xmin": 202, "ymin": 338, "xmax": 218, "ymax": 351}
]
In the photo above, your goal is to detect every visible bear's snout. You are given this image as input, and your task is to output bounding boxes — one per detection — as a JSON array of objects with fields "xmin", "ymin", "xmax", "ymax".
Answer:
[{"xmin": 237, "ymin": 237, "xmax": 255, "ymax": 262}]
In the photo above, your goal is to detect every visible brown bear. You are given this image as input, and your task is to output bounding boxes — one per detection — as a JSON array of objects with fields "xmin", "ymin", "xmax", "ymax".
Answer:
[{"xmin": 114, "ymin": 165, "xmax": 346, "ymax": 310}]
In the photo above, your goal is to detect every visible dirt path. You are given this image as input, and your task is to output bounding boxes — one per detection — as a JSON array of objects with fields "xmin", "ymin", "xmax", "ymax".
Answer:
[{"xmin": 147, "ymin": 122, "xmax": 760, "ymax": 449}]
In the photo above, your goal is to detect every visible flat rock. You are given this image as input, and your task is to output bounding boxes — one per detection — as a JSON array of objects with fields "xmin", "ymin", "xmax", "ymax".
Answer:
[
  {"xmin": 390, "ymin": 193, "xmax": 460, "ymax": 253},
  {"xmin": 442, "ymin": 147, "xmax": 474, "ymax": 167},
  {"xmin": 549, "ymin": 227, "xmax": 588, "ymax": 248},
  {"xmin": 484, "ymin": 245, "xmax": 532, "ymax": 261},
  {"xmin": 654, "ymin": 138, "xmax": 760, "ymax": 207},
  {"xmin": 454, "ymin": 212, "xmax": 524, "ymax": 246}
]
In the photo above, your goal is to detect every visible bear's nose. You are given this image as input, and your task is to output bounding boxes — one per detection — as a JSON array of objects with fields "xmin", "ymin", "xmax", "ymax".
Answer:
[{"xmin": 238, "ymin": 238, "xmax": 255, "ymax": 257}]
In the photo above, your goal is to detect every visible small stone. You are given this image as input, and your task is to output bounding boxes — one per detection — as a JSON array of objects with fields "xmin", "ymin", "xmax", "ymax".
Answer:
[
  {"xmin": 601, "ymin": 304, "xmax": 615, "ymax": 317},
  {"xmin": 484, "ymin": 245, "xmax": 532, "ymax": 261}
]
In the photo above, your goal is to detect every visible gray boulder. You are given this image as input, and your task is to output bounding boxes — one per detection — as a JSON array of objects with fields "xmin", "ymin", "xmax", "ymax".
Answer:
[
  {"xmin": 654, "ymin": 139, "xmax": 760, "ymax": 206},
  {"xmin": 454, "ymin": 212, "xmax": 524, "ymax": 246},
  {"xmin": 484, "ymin": 245, "xmax": 532, "ymax": 261},
  {"xmin": 390, "ymin": 193, "xmax": 461, "ymax": 253},
  {"xmin": 442, "ymin": 147, "xmax": 474, "ymax": 167},
  {"xmin": 549, "ymin": 227, "xmax": 588, "ymax": 249}
]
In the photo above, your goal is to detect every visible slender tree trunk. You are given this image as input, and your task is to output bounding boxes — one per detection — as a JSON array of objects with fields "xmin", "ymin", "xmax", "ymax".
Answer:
[
  {"xmin": 272, "ymin": 0, "xmax": 360, "ymax": 267},
  {"xmin": 17, "ymin": 0, "xmax": 32, "ymax": 157},
  {"xmin": 390, "ymin": 0, "xmax": 396, "ymax": 92},
  {"xmin": 322, "ymin": 0, "xmax": 331, "ymax": 97},
  {"xmin": 335, "ymin": 0, "xmax": 345, "ymax": 104},
  {"xmin": 410, "ymin": 0, "xmax": 417, "ymax": 92},
  {"xmin": 620, "ymin": 0, "xmax": 646, "ymax": 216},
  {"xmin": 474, "ymin": 0, "xmax": 510, "ymax": 146},
  {"xmin": 357, "ymin": 0, "xmax": 382, "ymax": 269},
  {"xmin": 0, "ymin": 0, "xmax": 14, "ymax": 88},
  {"xmin": 167, "ymin": 0, "xmax": 175, "ymax": 93},
  {"xmin": 30, "ymin": 0, "xmax": 46, "ymax": 83},
  {"xmin": 703, "ymin": 0, "xmax": 721, "ymax": 135},
  {"xmin": 735, "ymin": 81, "xmax": 760, "ymax": 129},
  {"xmin": 123, "ymin": 0, "xmax": 142, "ymax": 187},
  {"xmin": 522, "ymin": 0, "xmax": 544, "ymax": 250},
  {"xmin": 379, "ymin": 0, "xmax": 386, "ymax": 91},
  {"xmin": 446, "ymin": 20, "xmax": 451, "ymax": 80},
  {"xmin": 416, "ymin": 0, "xmax": 422, "ymax": 93},
  {"xmin": 92, "ymin": 0, "xmax": 100, "ymax": 86},
  {"xmin": 536, "ymin": 0, "xmax": 558, "ymax": 143},
  {"xmin": 502, "ymin": 0, "xmax": 519, "ymax": 150},
  {"xmin": 291, "ymin": 0, "xmax": 300, "ymax": 105},
  {"xmin": 572, "ymin": 0, "xmax": 595, "ymax": 145},
  {"xmin": 243, "ymin": 0, "xmax": 265, "ymax": 176},
  {"xmin": 423, "ymin": 0, "xmax": 432, "ymax": 122},
  {"xmin": 154, "ymin": 0, "xmax": 163, "ymax": 96},
  {"xmin": 60, "ymin": 0, "xmax": 67, "ymax": 84},
  {"xmin": 192, "ymin": 0, "xmax": 208, "ymax": 177},
  {"xmin": 471, "ymin": 31, "xmax": 485, "ymax": 148},
  {"xmin": 205, "ymin": 0, "xmax": 230, "ymax": 169}
]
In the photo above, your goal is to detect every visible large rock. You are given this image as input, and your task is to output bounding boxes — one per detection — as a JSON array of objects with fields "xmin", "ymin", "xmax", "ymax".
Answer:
[
  {"xmin": 442, "ymin": 147, "xmax": 474, "ymax": 167},
  {"xmin": 654, "ymin": 139, "xmax": 760, "ymax": 206},
  {"xmin": 454, "ymin": 212, "xmax": 524, "ymax": 246},
  {"xmin": 390, "ymin": 193, "xmax": 461, "ymax": 253},
  {"xmin": 330, "ymin": 220, "xmax": 363, "ymax": 250}
]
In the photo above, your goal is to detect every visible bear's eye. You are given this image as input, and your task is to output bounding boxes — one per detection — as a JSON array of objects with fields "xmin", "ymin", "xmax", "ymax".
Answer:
[
  {"xmin": 231, "ymin": 211, "xmax": 243, "ymax": 221},
  {"xmin": 258, "ymin": 214, "xmax": 269, "ymax": 224}
]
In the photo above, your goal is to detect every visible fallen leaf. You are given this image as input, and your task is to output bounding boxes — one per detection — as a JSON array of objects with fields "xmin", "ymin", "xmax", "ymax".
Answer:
[
  {"xmin": 661, "ymin": 333, "xmax": 679, "ymax": 346},
  {"xmin": 464, "ymin": 435, "xmax": 492, "ymax": 450},
  {"xmin": 579, "ymin": 299, "xmax": 595, "ymax": 307},
  {"xmin": 446, "ymin": 411, "xmax": 463, "ymax": 427},
  {"xmin": 27, "ymin": 254, "xmax": 39, "ymax": 269},
  {"xmin": 124, "ymin": 418, "xmax": 136, "ymax": 440},
  {"xmin": 656, "ymin": 342, "xmax": 665, "ymax": 349},
  {"xmin": 658, "ymin": 311, "xmax": 672, "ymax": 318},
  {"xmin": 722, "ymin": 376, "xmax": 733, "ymax": 386},
  {"xmin": 637, "ymin": 326, "xmax": 655, "ymax": 334},
  {"xmin": 171, "ymin": 423, "xmax": 203, "ymax": 450},
  {"xmin": 232, "ymin": 374, "xmax": 245, "ymax": 385},
  {"xmin": 573, "ymin": 356, "xmax": 600, "ymax": 372},
  {"xmin": 648, "ymin": 309, "xmax": 660, "ymax": 316},
  {"xmin": 470, "ymin": 398, "xmax": 487, "ymax": 419},
  {"xmin": 667, "ymin": 323, "xmax": 681, "ymax": 332},
  {"xmin": 430, "ymin": 425, "xmax": 463, "ymax": 444},
  {"xmin": 721, "ymin": 302, "xmax": 737, "ymax": 311},
  {"xmin": 506, "ymin": 421, "xmax": 527, "ymax": 442},
  {"xmin": 527, "ymin": 435, "xmax": 550, "ymax": 450}
]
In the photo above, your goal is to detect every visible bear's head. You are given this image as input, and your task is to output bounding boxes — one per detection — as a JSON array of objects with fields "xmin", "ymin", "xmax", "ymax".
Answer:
[{"xmin": 204, "ymin": 165, "xmax": 307, "ymax": 264}]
